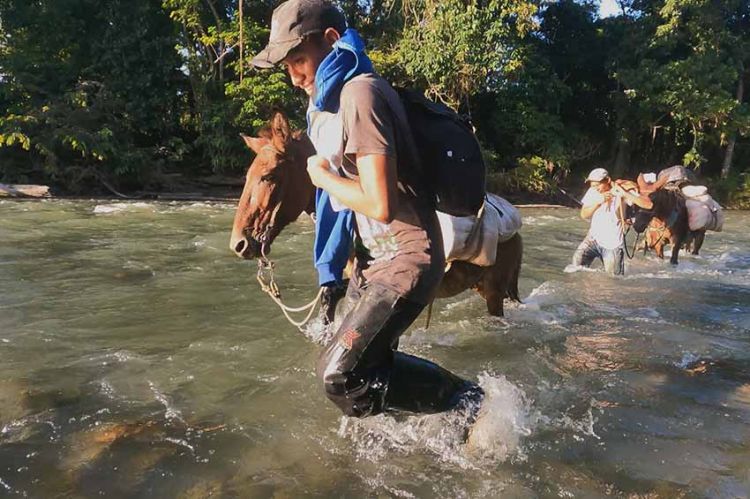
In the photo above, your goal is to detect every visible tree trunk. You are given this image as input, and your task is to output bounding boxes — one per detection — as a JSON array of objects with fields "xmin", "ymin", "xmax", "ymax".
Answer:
[
  {"xmin": 721, "ymin": 135, "xmax": 737, "ymax": 179},
  {"xmin": 612, "ymin": 134, "xmax": 630, "ymax": 178},
  {"xmin": 722, "ymin": 65, "xmax": 745, "ymax": 179}
]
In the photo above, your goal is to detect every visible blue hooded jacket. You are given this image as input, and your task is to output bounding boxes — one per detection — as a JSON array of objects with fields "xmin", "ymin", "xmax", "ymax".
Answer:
[
  {"xmin": 309, "ymin": 30, "xmax": 373, "ymax": 287},
  {"xmin": 313, "ymin": 189, "xmax": 352, "ymax": 286}
]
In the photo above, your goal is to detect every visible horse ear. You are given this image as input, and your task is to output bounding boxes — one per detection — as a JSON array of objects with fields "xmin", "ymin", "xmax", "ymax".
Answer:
[
  {"xmin": 270, "ymin": 111, "xmax": 291, "ymax": 153},
  {"xmin": 240, "ymin": 134, "xmax": 270, "ymax": 155}
]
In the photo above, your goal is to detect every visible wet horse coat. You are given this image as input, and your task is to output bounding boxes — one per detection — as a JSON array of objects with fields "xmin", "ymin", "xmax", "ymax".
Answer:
[{"xmin": 230, "ymin": 112, "xmax": 523, "ymax": 319}]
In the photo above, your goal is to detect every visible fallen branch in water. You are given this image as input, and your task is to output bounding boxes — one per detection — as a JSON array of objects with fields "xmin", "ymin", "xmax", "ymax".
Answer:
[
  {"xmin": 99, "ymin": 177, "xmax": 144, "ymax": 200},
  {"xmin": 0, "ymin": 183, "xmax": 50, "ymax": 198}
]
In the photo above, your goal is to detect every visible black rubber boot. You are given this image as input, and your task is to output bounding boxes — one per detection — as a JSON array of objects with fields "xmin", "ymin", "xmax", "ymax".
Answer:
[
  {"xmin": 384, "ymin": 352, "xmax": 483, "ymax": 414},
  {"xmin": 452, "ymin": 383, "xmax": 486, "ymax": 442},
  {"xmin": 319, "ymin": 279, "xmax": 349, "ymax": 326}
]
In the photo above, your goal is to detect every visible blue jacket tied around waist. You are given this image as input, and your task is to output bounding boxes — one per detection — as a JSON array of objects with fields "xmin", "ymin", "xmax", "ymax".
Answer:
[{"xmin": 310, "ymin": 29, "xmax": 374, "ymax": 287}]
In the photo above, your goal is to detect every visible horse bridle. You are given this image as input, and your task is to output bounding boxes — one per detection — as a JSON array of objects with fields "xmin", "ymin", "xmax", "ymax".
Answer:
[
  {"xmin": 248, "ymin": 143, "xmax": 324, "ymax": 330},
  {"xmin": 248, "ymin": 143, "xmax": 288, "ymax": 259},
  {"xmin": 256, "ymin": 200, "xmax": 284, "ymax": 258}
]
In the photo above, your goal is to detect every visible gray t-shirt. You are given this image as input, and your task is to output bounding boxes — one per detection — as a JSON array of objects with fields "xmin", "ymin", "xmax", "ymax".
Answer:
[{"xmin": 337, "ymin": 74, "xmax": 444, "ymax": 305}]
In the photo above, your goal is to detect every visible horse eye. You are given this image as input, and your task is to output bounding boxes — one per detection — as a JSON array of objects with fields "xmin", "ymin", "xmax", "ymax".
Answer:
[{"xmin": 260, "ymin": 173, "xmax": 277, "ymax": 183}]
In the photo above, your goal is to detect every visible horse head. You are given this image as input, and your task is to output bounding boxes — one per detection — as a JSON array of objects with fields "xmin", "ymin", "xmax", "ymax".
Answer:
[{"xmin": 229, "ymin": 111, "xmax": 316, "ymax": 259}]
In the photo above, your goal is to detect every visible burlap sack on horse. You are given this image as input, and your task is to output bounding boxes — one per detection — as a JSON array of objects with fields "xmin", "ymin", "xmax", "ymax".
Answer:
[
  {"xmin": 681, "ymin": 185, "xmax": 724, "ymax": 232},
  {"xmin": 437, "ymin": 194, "xmax": 522, "ymax": 267}
]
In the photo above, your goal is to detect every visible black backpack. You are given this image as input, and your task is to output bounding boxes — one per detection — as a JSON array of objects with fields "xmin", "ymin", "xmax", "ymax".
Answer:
[{"xmin": 396, "ymin": 88, "xmax": 486, "ymax": 217}]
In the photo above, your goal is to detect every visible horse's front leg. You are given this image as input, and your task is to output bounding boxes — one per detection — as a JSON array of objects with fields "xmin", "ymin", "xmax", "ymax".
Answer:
[
  {"xmin": 655, "ymin": 239, "xmax": 665, "ymax": 259},
  {"xmin": 669, "ymin": 234, "xmax": 684, "ymax": 265}
]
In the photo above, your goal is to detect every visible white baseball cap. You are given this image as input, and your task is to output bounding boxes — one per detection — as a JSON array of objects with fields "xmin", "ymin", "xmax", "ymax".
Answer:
[{"xmin": 585, "ymin": 167, "xmax": 610, "ymax": 183}]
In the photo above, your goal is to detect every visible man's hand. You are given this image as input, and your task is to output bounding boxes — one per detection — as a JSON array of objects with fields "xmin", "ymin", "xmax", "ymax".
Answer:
[
  {"xmin": 610, "ymin": 184, "xmax": 626, "ymax": 197},
  {"xmin": 602, "ymin": 191, "xmax": 614, "ymax": 203},
  {"xmin": 307, "ymin": 155, "xmax": 332, "ymax": 188},
  {"xmin": 304, "ymin": 152, "xmax": 397, "ymax": 222}
]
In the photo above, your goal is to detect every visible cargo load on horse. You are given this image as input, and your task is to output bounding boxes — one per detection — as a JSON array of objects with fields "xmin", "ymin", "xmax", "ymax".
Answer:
[
  {"xmin": 657, "ymin": 165, "xmax": 695, "ymax": 186},
  {"xmin": 437, "ymin": 194, "xmax": 522, "ymax": 267},
  {"xmin": 681, "ymin": 185, "xmax": 724, "ymax": 232}
]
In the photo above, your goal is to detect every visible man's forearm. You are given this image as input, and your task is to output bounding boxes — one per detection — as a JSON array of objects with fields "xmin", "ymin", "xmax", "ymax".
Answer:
[
  {"xmin": 314, "ymin": 170, "xmax": 393, "ymax": 222},
  {"xmin": 580, "ymin": 203, "xmax": 599, "ymax": 219},
  {"xmin": 307, "ymin": 153, "xmax": 398, "ymax": 223},
  {"xmin": 314, "ymin": 170, "xmax": 364, "ymax": 209},
  {"xmin": 624, "ymin": 190, "xmax": 653, "ymax": 210}
]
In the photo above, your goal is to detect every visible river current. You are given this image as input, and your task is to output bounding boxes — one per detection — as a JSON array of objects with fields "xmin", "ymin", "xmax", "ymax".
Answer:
[{"xmin": 1, "ymin": 200, "xmax": 748, "ymax": 498}]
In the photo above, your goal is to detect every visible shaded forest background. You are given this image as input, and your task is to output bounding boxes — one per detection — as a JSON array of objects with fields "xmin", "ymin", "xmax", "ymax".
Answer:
[{"xmin": 0, "ymin": 0, "xmax": 748, "ymax": 205}]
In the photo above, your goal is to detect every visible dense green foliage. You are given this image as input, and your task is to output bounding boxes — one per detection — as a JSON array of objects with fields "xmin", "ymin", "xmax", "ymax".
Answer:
[{"xmin": 0, "ymin": 0, "xmax": 747, "ymax": 200}]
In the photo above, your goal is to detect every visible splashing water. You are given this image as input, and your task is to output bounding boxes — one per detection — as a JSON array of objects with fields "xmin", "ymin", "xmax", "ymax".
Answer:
[
  {"xmin": 338, "ymin": 374, "xmax": 534, "ymax": 469},
  {"xmin": 465, "ymin": 374, "xmax": 535, "ymax": 461}
]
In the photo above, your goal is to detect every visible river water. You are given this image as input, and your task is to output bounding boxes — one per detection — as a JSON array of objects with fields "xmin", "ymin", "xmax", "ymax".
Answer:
[{"xmin": 1, "ymin": 199, "xmax": 748, "ymax": 498}]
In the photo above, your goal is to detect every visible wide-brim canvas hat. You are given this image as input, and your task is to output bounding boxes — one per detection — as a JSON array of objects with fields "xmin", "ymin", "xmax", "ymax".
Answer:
[
  {"xmin": 585, "ymin": 167, "xmax": 610, "ymax": 184},
  {"xmin": 252, "ymin": 0, "xmax": 347, "ymax": 68}
]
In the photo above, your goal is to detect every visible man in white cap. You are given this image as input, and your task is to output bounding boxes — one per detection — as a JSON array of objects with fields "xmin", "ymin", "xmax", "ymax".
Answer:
[{"xmin": 572, "ymin": 167, "xmax": 653, "ymax": 275}]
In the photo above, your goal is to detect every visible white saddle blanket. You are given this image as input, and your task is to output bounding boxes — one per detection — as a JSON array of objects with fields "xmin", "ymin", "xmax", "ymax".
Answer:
[
  {"xmin": 682, "ymin": 185, "xmax": 724, "ymax": 232},
  {"xmin": 437, "ymin": 194, "xmax": 522, "ymax": 267}
]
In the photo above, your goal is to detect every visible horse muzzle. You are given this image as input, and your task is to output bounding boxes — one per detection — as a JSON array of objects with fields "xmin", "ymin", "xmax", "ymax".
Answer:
[
  {"xmin": 231, "ymin": 235, "xmax": 267, "ymax": 259},
  {"xmin": 632, "ymin": 215, "xmax": 651, "ymax": 234}
]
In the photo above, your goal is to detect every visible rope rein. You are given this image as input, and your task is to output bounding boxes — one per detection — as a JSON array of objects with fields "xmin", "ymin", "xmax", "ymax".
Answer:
[
  {"xmin": 256, "ymin": 258, "xmax": 323, "ymax": 330},
  {"xmin": 616, "ymin": 196, "xmax": 639, "ymax": 260},
  {"xmin": 254, "ymin": 223, "xmax": 322, "ymax": 331},
  {"xmin": 256, "ymin": 253, "xmax": 323, "ymax": 331},
  {"xmin": 623, "ymin": 226, "xmax": 640, "ymax": 260}
]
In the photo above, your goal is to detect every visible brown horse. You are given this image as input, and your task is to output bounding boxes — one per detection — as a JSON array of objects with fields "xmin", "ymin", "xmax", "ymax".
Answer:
[
  {"xmin": 639, "ymin": 217, "xmax": 705, "ymax": 259},
  {"xmin": 632, "ymin": 187, "xmax": 710, "ymax": 265},
  {"xmin": 230, "ymin": 112, "xmax": 522, "ymax": 320},
  {"xmin": 633, "ymin": 175, "xmax": 706, "ymax": 261}
]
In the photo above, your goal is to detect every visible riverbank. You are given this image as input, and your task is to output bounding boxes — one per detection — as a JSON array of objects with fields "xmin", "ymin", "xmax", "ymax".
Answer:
[
  {"xmin": 0, "ymin": 178, "xmax": 581, "ymax": 208},
  {"xmin": 5, "ymin": 176, "xmax": 745, "ymax": 209}
]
